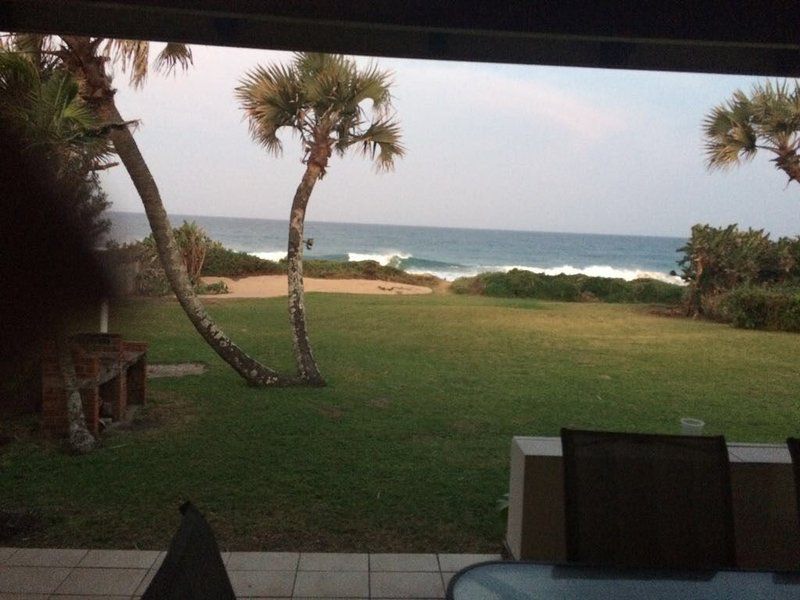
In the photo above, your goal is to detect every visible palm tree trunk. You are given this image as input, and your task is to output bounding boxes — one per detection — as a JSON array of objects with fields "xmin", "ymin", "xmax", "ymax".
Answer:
[
  {"xmin": 99, "ymin": 102, "xmax": 292, "ymax": 386},
  {"xmin": 56, "ymin": 336, "xmax": 95, "ymax": 453},
  {"xmin": 59, "ymin": 37, "xmax": 295, "ymax": 386},
  {"xmin": 287, "ymin": 164, "xmax": 325, "ymax": 385}
]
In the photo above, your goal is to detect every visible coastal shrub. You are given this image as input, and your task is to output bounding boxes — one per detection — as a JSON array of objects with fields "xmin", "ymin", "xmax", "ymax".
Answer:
[
  {"xmin": 450, "ymin": 275, "xmax": 486, "ymax": 295},
  {"xmin": 678, "ymin": 224, "xmax": 800, "ymax": 316},
  {"xmin": 304, "ymin": 260, "xmax": 438, "ymax": 287},
  {"xmin": 627, "ymin": 278, "xmax": 685, "ymax": 304},
  {"xmin": 451, "ymin": 269, "xmax": 683, "ymax": 304},
  {"xmin": 720, "ymin": 286, "xmax": 800, "ymax": 332},
  {"xmin": 195, "ymin": 280, "xmax": 229, "ymax": 295},
  {"xmin": 202, "ymin": 243, "xmax": 282, "ymax": 277},
  {"xmin": 202, "ymin": 249, "xmax": 436, "ymax": 285},
  {"xmin": 464, "ymin": 270, "xmax": 582, "ymax": 300},
  {"xmin": 173, "ymin": 221, "xmax": 211, "ymax": 283}
]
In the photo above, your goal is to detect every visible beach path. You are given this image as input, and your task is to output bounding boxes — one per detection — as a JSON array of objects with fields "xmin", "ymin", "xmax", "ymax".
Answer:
[{"xmin": 201, "ymin": 275, "xmax": 433, "ymax": 298}]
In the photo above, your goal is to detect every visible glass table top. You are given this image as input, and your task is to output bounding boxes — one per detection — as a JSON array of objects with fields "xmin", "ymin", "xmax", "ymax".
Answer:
[{"xmin": 447, "ymin": 561, "xmax": 800, "ymax": 599}]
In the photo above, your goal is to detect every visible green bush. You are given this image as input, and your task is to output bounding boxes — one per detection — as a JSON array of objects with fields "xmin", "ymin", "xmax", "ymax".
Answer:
[
  {"xmin": 451, "ymin": 269, "xmax": 683, "ymax": 304},
  {"xmin": 627, "ymin": 278, "xmax": 685, "ymax": 304},
  {"xmin": 450, "ymin": 276, "xmax": 486, "ymax": 295},
  {"xmin": 721, "ymin": 286, "xmax": 800, "ymax": 332},
  {"xmin": 304, "ymin": 260, "xmax": 438, "ymax": 287},
  {"xmin": 202, "ymin": 243, "xmax": 283, "ymax": 277},
  {"xmin": 195, "ymin": 280, "xmax": 229, "ymax": 295},
  {"xmin": 678, "ymin": 224, "xmax": 800, "ymax": 317},
  {"xmin": 201, "ymin": 248, "xmax": 436, "ymax": 286}
]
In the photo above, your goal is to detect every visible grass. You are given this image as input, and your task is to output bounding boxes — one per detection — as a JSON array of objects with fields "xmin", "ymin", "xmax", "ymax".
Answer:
[{"xmin": 2, "ymin": 294, "xmax": 800, "ymax": 552}]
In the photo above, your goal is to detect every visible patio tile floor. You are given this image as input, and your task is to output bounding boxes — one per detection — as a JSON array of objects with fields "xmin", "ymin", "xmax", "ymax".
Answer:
[{"xmin": 0, "ymin": 548, "xmax": 501, "ymax": 598}]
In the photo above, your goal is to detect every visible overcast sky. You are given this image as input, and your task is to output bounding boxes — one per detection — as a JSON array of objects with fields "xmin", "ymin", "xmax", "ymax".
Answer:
[{"xmin": 101, "ymin": 43, "xmax": 799, "ymax": 238}]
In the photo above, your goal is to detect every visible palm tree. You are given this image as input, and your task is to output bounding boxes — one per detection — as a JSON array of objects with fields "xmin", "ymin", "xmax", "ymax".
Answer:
[
  {"xmin": 704, "ymin": 80, "xmax": 800, "ymax": 185},
  {"xmin": 6, "ymin": 34, "xmax": 292, "ymax": 386},
  {"xmin": 237, "ymin": 53, "xmax": 405, "ymax": 385},
  {"xmin": 0, "ymin": 50, "xmax": 114, "ymax": 182},
  {"xmin": 0, "ymin": 49, "xmax": 103, "ymax": 452}
]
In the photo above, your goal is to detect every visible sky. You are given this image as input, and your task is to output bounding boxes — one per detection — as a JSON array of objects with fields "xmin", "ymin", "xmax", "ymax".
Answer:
[{"xmin": 101, "ymin": 43, "xmax": 800, "ymax": 238}]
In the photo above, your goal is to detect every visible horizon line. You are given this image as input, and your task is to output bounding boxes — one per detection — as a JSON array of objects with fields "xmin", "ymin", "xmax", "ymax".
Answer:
[{"xmin": 108, "ymin": 209, "xmax": 689, "ymax": 240}]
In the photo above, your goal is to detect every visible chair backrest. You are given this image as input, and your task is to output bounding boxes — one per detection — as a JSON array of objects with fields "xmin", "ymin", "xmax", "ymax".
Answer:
[
  {"xmin": 561, "ymin": 428, "xmax": 736, "ymax": 569},
  {"xmin": 142, "ymin": 501, "xmax": 236, "ymax": 600},
  {"xmin": 787, "ymin": 437, "xmax": 800, "ymax": 525}
]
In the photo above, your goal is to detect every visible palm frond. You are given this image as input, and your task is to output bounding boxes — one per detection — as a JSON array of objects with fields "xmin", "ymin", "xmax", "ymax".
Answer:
[
  {"xmin": 104, "ymin": 39, "xmax": 150, "ymax": 88},
  {"xmin": 154, "ymin": 43, "xmax": 193, "ymax": 76},
  {"xmin": 236, "ymin": 63, "xmax": 306, "ymax": 155},
  {"xmin": 12, "ymin": 33, "xmax": 46, "ymax": 55},
  {"xmin": 239, "ymin": 52, "xmax": 404, "ymax": 171},
  {"xmin": 351, "ymin": 118, "xmax": 405, "ymax": 171},
  {"xmin": 702, "ymin": 100, "xmax": 757, "ymax": 170},
  {"xmin": 0, "ymin": 49, "xmax": 113, "ymax": 173},
  {"xmin": 703, "ymin": 78, "xmax": 800, "ymax": 186},
  {"xmin": 352, "ymin": 62, "xmax": 393, "ymax": 115},
  {"xmin": 0, "ymin": 51, "xmax": 40, "ymax": 101}
]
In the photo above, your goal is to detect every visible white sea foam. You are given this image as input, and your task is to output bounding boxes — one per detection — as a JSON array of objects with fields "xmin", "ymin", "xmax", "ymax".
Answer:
[
  {"xmin": 249, "ymin": 250, "xmax": 287, "ymax": 262},
  {"xmin": 247, "ymin": 248, "xmax": 683, "ymax": 286},
  {"xmin": 406, "ymin": 264, "xmax": 684, "ymax": 285},
  {"xmin": 347, "ymin": 251, "xmax": 411, "ymax": 266}
]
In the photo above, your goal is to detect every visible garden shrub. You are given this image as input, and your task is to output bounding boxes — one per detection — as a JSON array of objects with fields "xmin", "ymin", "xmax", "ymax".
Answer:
[
  {"xmin": 721, "ymin": 286, "xmax": 800, "ymax": 332},
  {"xmin": 678, "ymin": 224, "xmax": 800, "ymax": 317},
  {"xmin": 195, "ymin": 280, "xmax": 229, "ymax": 295},
  {"xmin": 304, "ymin": 259, "xmax": 437, "ymax": 286},
  {"xmin": 202, "ymin": 243, "xmax": 282, "ymax": 277},
  {"xmin": 628, "ymin": 278, "xmax": 685, "ymax": 304},
  {"xmin": 451, "ymin": 269, "xmax": 682, "ymax": 304}
]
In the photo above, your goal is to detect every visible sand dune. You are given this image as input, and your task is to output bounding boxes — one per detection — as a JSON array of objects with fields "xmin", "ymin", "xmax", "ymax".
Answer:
[{"xmin": 201, "ymin": 275, "xmax": 433, "ymax": 298}]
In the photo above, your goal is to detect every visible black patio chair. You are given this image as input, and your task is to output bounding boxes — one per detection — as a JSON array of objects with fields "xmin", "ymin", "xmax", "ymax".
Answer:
[
  {"xmin": 561, "ymin": 428, "xmax": 736, "ymax": 570},
  {"xmin": 787, "ymin": 437, "xmax": 800, "ymax": 525},
  {"xmin": 142, "ymin": 501, "xmax": 236, "ymax": 600}
]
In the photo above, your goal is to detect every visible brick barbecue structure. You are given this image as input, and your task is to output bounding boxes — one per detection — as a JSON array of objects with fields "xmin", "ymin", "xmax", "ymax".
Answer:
[{"xmin": 41, "ymin": 334, "xmax": 148, "ymax": 436}]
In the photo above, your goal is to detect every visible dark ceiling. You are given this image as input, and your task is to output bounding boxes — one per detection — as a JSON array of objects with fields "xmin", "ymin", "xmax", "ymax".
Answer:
[{"xmin": 1, "ymin": 1, "xmax": 799, "ymax": 76}]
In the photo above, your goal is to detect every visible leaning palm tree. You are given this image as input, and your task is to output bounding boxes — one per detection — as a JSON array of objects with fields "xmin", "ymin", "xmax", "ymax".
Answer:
[
  {"xmin": 704, "ymin": 80, "xmax": 800, "ymax": 186},
  {"xmin": 237, "ymin": 53, "xmax": 405, "ymax": 385},
  {"xmin": 6, "ymin": 34, "xmax": 291, "ymax": 386}
]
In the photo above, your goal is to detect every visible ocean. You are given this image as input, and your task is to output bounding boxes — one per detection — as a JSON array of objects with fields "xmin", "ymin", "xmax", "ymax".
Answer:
[{"xmin": 107, "ymin": 212, "xmax": 687, "ymax": 284}]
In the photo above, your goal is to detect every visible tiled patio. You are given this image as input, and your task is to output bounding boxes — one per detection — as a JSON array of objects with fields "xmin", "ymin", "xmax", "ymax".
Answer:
[{"xmin": 0, "ymin": 548, "xmax": 500, "ymax": 599}]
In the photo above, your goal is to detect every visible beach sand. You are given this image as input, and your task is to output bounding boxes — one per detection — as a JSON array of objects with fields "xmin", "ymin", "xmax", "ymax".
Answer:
[{"xmin": 201, "ymin": 275, "xmax": 433, "ymax": 298}]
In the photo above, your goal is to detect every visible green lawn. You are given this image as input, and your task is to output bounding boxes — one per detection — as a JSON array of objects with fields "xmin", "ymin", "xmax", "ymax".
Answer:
[{"xmin": 3, "ymin": 294, "xmax": 800, "ymax": 551}]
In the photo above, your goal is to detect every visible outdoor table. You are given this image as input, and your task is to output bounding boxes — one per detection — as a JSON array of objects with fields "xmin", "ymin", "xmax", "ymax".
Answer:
[{"xmin": 446, "ymin": 561, "xmax": 800, "ymax": 599}]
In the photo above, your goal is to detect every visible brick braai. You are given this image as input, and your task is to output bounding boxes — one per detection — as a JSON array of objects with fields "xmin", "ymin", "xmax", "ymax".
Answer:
[{"xmin": 41, "ymin": 334, "xmax": 148, "ymax": 437}]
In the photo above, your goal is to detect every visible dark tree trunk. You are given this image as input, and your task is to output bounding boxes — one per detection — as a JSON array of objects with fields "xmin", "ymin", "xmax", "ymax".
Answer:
[
  {"xmin": 62, "ymin": 37, "xmax": 293, "ymax": 386},
  {"xmin": 56, "ymin": 336, "xmax": 95, "ymax": 453},
  {"xmin": 287, "ymin": 163, "xmax": 325, "ymax": 385}
]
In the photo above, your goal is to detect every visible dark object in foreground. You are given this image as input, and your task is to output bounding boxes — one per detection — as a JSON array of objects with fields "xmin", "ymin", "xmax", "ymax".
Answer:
[
  {"xmin": 446, "ymin": 560, "xmax": 800, "ymax": 599},
  {"xmin": 142, "ymin": 502, "xmax": 235, "ymax": 600},
  {"xmin": 560, "ymin": 428, "xmax": 736, "ymax": 569},
  {"xmin": 787, "ymin": 437, "xmax": 800, "ymax": 533}
]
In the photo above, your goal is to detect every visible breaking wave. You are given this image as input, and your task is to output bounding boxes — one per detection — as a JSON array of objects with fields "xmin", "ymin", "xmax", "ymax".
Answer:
[
  {"xmin": 246, "ymin": 249, "xmax": 682, "ymax": 284},
  {"xmin": 249, "ymin": 250, "xmax": 287, "ymax": 262}
]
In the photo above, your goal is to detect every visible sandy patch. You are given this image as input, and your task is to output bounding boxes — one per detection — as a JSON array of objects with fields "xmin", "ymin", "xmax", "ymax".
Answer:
[{"xmin": 201, "ymin": 275, "xmax": 433, "ymax": 298}]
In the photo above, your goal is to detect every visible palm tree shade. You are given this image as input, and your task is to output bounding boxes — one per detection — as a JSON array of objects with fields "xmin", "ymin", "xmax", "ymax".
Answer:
[{"xmin": 237, "ymin": 53, "xmax": 405, "ymax": 384}]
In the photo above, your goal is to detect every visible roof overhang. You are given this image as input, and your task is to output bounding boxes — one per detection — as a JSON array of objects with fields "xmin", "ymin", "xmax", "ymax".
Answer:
[{"xmin": 2, "ymin": 1, "xmax": 799, "ymax": 76}]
